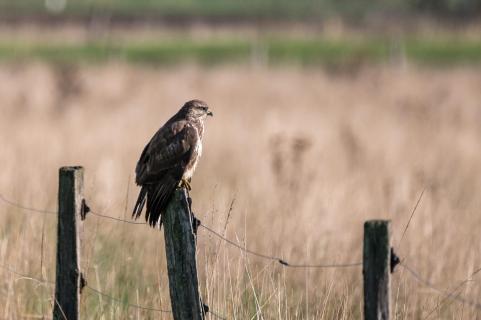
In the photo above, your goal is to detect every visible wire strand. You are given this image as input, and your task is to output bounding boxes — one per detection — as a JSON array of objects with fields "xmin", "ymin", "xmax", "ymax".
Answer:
[
  {"xmin": 0, "ymin": 263, "xmax": 54, "ymax": 285},
  {"xmin": 0, "ymin": 193, "xmax": 57, "ymax": 215},
  {"xmin": 87, "ymin": 284, "xmax": 228, "ymax": 318},
  {"xmin": 89, "ymin": 210, "xmax": 146, "ymax": 225},
  {"xmin": 0, "ymin": 194, "xmax": 362, "ymax": 269},
  {"xmin": 200, "ymin": 224, "xmax": 362, "ymax": 269},
  {"xmin": 401, "ymin": 262, "xmax": 481, "ymax": 311},
  {"xmin": 0, "ymin": 193, "xmax": 147, "ymax": 225},
  {"xmin": 0, "ymin": 262, "xmax": 222, "ymax": 317},
  {"xmin": 423, "ymin": 266, "xmax": 481, "ymax": 319},
  {"xmin": 208, "ymin": 308, "xmax": 227, "ymax": 320},
  {"xmin": 85, "ymin": 285, "xmax": 171, "ymax": 313}
]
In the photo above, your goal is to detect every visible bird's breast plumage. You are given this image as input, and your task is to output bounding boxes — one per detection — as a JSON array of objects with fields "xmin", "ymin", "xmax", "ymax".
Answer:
[{"xmin": 183, "ymin": 122, "xmax": 204, "ymax": 180}]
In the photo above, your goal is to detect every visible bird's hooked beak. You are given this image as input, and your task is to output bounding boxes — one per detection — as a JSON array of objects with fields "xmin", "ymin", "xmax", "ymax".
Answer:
[{"xmin": 207, "ymin": 110, "xmax": 213, "ymax": 117}]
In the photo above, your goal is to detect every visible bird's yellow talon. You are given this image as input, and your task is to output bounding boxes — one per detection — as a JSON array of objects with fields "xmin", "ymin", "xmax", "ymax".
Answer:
[{"xmin": 178, "ymin": 178, "xmax": 192, "ymax": 191}]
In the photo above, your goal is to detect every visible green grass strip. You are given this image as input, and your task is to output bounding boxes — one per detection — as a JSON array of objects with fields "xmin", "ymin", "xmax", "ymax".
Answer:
[{"xmin": 1, "ymin": 38, "xmax": 481, "ymax": 66}]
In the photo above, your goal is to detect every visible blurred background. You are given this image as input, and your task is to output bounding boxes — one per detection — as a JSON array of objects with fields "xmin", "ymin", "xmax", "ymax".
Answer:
[{"xmin": 1, "ymin": 1, "xmax": 481, "ymax": 319}]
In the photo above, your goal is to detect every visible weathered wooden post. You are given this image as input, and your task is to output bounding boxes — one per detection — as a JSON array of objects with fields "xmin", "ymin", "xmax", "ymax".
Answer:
[
  {"xmin": 163, "ymin": 188, "xmax": 204, "ymax": 320},
  {"xmin": 53, "ymin": 166, "xmax": 84, "ymax": 320},
  {"xmin": 363, "ymin": 220, "xmax": 391, "ymax": 320}
]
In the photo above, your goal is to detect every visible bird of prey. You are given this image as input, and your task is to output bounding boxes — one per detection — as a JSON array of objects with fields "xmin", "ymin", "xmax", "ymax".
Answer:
[{"xmin": 133, "ymin": 100, "xmax": 213, "ymax": 227}]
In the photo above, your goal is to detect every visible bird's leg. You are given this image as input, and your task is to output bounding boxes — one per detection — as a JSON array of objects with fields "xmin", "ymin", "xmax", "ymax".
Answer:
[{"xmin": 178, "ymin": 178, "xmax": 192, "ymax": 191}]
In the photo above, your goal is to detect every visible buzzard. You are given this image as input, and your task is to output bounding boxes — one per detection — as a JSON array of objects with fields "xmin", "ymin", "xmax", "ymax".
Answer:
[{"xmin": 133, "ymin": 100, "xmax": 213, "ymax": 227}]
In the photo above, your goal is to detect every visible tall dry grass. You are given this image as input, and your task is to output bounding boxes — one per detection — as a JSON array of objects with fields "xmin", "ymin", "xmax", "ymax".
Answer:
[{"xmin": 1, "ymin": 62, "xmax": 481, "ymax": 319}]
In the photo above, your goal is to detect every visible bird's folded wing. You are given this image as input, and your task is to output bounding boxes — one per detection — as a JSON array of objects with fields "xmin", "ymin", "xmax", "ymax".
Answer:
[{"xmin": 135, "ymin": 122, "xmax": 198, "ymax": 184}]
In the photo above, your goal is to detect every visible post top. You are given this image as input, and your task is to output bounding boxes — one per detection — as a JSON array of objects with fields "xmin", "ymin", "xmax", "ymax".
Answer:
[
  {"xmin": 60, "ymin": 166, "xmax": 84, "ymax": 172},
  {"xmin": 364, "ymin": 219, "xmax": 391, "ymax": 225}
]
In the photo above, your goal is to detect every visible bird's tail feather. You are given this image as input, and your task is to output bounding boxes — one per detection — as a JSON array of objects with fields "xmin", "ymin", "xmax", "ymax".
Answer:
[
  {"xmin": 133, "ymin": 187, "xmax": 147, "ymax": 220},
  {"xmin": 140, "ymin": 177, "xmax": 178, "ymax": 228}
]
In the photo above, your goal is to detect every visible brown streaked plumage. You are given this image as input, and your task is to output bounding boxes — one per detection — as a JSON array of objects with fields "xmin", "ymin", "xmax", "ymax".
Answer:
[{"xmin": 133, "ymin": 100, "xmax": 213, "ymax": 227}]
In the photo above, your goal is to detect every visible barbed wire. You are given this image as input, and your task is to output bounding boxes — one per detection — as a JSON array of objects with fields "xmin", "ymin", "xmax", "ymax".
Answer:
[
  {"xmin": 200, "ymin": 224, "xmax": 362, "ymax": 269},
  {"xmin": 0, "ymin": 192, "xmax": 146, "ymax": 224},
  {"xmin": 87, "ymin": 211, "xmax": 363, "ymax": 268},
  {"xmin": 0, "ymin": 194, "xmax": 227, "ymax": 318},
  {"xmin": 46, "ymin": 205, "xmax": 360, "ymax": 270},
  {"xmin": 7, "ymin": 190, "xmax": 481, "ymax": 317},
  {"xmin": 401, "ymin": 262, "xmax": 481, "ymax": 311},
  {"xmin": 1, "ymin": 192, "xmax": 362, "ymax": 269}
]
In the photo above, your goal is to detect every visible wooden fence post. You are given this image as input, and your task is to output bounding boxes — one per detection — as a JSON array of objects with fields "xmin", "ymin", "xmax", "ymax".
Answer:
[
  {"xmin": 363, "ymin": 220, "xmax": 391, "ymax": 320},
  {"xmin": 53, "ymin": 166, "xmax": 84, "ymax": 320},
  {"xmin": 163, "ymin": 188, "xmax": 204, "ymax": 320}
]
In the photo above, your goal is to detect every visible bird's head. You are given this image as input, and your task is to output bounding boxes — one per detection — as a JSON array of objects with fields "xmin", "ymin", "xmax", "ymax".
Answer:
[{"xmin": 182, "ymin": 99, "xmax": 213, "ymax": 120}]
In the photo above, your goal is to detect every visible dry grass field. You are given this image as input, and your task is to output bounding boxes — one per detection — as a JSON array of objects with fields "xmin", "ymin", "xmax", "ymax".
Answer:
[{"xmin": 1, "ymin": 62, "xmax": 481, "ymax": 319}]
